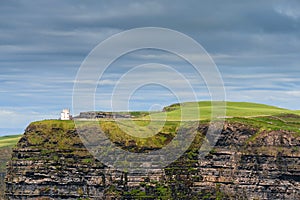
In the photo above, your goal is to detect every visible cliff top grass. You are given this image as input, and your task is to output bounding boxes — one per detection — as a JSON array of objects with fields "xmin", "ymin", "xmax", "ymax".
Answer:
[
  {"xmin": 23, "ymin": 119, "xmax": 182, "ymax": 151},
  {"xmin": 149, "ymin": 101, "xmax": 299, "ymax": 121},
  {"xmin": 229, "ymin": 114, "xmax": 300, "ymax": 135},
  {"xmin": 1, "ymin": 101, "xmax": 300, "ymax": 150}
]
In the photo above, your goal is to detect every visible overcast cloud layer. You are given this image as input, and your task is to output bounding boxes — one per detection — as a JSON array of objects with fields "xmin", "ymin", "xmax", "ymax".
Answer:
[{"xmin": 1, "ymin": 0, "xmax": 300, "ymax": 135}]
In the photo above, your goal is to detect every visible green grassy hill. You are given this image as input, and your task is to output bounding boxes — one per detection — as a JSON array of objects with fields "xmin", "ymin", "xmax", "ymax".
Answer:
[
  {"xmin": 0, "ymin": 135, "xmax": 22, "ymax": 148},
  {"xmin": 147, "ymin": 101, "xmax": 299, "ymax": 121},
  {"xmin": 295, "ymin": 110, "xmax": 300, "ymax": 115}
]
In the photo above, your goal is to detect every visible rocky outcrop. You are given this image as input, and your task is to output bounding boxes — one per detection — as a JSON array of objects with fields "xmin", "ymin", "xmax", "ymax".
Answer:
[
  {"xmin": 75, "ymin": 111, "xmax": 132, "ymax": 119},
  {"xmin": 5, "ymin": 121, "xmax": 300, "ymax": 199}
]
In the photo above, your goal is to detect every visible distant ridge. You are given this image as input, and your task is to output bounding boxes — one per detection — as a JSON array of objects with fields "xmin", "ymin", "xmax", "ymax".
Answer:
[{"xmin": 155, "ymin": 101, "xmax": 300, "ymax": 121}]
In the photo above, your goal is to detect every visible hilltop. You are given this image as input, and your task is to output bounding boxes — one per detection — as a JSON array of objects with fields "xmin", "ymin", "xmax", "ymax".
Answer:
[{"xmin": 158, "ymin": 101, "xmax": 300, "ymax": 120}]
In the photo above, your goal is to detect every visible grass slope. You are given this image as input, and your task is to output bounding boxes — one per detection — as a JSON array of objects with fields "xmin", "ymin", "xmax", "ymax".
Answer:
[
  {"xmin": 0, "ymin": 135, "xmax": 22, "ymax": 148},
  {"xmin": 228, "ymin": 114, "xmax": 300, "ymax": 135},
  {"xmin": 25, "ymin": 119, "xmax": 180, "ymax": 152},
  {"xmin": 149, "ymin": 101, "xmax": 299, "ymax": 121}
]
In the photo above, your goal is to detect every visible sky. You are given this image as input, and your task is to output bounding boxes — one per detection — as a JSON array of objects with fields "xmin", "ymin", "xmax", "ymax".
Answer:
[{"xmin": 1, "ymin": 0, "xmax": 300, "ymax": 135}]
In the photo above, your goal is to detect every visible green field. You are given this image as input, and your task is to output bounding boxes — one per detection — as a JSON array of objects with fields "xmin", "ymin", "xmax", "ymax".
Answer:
[
  {"xmin": 147, "ymin": 101, "xmax": 299, "ymax": 121},
  {"xmin": 0, "ymin": 135, "xmax": 22, "ymax": 148}
]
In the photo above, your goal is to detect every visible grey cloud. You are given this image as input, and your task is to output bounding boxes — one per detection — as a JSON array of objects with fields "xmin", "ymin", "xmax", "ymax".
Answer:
[
  {"xmin": 1, "ymin": 0, "xmax": 300, "ymax": 132},
  {"xmin": 2, "ymin": 0, "xmax": 300, "ymax": 61}
]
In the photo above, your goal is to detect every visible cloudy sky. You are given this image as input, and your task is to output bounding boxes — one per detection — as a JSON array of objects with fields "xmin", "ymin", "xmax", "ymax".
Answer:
[{"xmin": 1, "ymin": 0, "xmax": 300, "ymax": 135}]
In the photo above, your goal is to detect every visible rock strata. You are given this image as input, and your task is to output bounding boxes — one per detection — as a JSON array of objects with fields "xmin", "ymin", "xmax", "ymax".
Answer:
[{"xmin": 5, "ymin": 121, "xmax": 300, "ymax": 199}]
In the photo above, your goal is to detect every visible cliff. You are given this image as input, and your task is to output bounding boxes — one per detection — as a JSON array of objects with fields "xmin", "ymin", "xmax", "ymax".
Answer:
[{"xmin": 5, "ymin": 115, "xmax": 300, "ymax": 199}]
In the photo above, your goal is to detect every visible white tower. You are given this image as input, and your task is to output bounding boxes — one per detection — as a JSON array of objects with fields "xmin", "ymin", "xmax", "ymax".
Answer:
[{"xmin": 60, "ymin": 109, "xmax": 70, "ymax": 120}]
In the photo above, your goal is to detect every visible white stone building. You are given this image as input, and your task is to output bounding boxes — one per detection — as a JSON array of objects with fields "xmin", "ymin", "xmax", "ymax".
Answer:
[{"xmin": 60, "ymin": 109, "xmax": 70, "ymax": 120}]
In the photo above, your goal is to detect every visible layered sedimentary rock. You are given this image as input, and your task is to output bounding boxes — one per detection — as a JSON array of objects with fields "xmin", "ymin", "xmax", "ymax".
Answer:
[
  {"xmin": 193, "ymin": 124, "xmax": 300, "ymax": 199},
  {"xmin": 5, "ymin": 120, "xmax": 300, "ymax": 199}
]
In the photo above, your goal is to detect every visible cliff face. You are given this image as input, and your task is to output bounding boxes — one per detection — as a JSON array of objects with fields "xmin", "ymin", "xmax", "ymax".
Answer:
[
  {"xmin": 194, "ymin": 124, "xmax": 300, "ymax": 199},
  {"xmin": 5, "ymin": 120, "xmax": 300, "ymax": 199}
]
